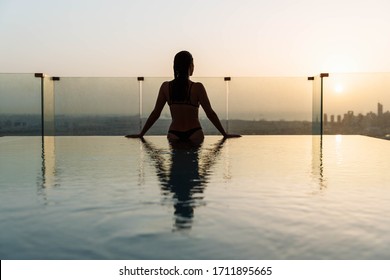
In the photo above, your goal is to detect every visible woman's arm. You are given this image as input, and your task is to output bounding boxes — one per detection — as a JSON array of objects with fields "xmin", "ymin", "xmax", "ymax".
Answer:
[
  {"xmin": 197, "ymin": 83, "xmax": 241, "ymax": 138},
  {"xmin": 125, "ymin": 82, "xmax": 167, "ymax": 138}
]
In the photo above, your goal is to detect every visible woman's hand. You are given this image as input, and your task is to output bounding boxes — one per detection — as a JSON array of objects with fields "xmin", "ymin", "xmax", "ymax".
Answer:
[
  {"xmin": 223, "ymin": 134, "xmax": 242, "ymax": 138},
  {"xmin": 125, "ymin": 134, "xmax": 144, "ymax": 139}
]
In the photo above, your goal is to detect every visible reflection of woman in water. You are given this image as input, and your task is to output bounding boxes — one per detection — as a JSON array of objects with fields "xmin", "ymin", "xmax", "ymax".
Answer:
[
  {"xmin": 141, "ymin": 138, "xmax": 227, "ymax": 230},
  {"xmin": 126, "ymin": 50, "xmax": 240, "ymax": 142}
]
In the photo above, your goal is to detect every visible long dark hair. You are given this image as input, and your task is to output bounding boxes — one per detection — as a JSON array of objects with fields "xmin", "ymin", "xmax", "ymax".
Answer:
[{"xmin": 171, "ymin": 51, "xmax": 193, "ymax": 102}]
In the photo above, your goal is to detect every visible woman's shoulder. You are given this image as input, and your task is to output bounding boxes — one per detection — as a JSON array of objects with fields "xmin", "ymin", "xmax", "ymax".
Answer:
[
  {"xmin": 191, "ymin": 80, "xmax": 202, "ymax": 85},
  {"xmin": 160, "ymin": 81, "xmax": 172, "ymax": 89},
  {"xmin": 191, "ymin": 81, "xmax": 206, "ymax": 93},
  {"xmin": 191, "ymin": 81, "xmax": 205, "ymax": 88},
  {"xmin": 162, "ymin": 80, "xmax": 173, "ymax": 85}
]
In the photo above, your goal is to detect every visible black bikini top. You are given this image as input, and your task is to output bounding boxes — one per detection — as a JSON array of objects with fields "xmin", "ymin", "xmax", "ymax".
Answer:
[{"xmin": 168, "ymin": 81, "xmax": 199, "ymax": 107}]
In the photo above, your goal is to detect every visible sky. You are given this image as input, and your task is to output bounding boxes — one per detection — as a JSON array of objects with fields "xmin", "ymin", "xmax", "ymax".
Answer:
[{"xmin": 1, "ymin": 0, "xmax": 390, "ymax": 77}]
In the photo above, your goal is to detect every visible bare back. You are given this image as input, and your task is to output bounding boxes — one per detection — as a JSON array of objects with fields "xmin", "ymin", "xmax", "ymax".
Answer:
[
  {"xmin": 141, "ymin": 79, "xmax": 224, "ymax": 143},
  {"xmin": 162, "ymin": 80, "xmax": 202, "ymax": 131}
]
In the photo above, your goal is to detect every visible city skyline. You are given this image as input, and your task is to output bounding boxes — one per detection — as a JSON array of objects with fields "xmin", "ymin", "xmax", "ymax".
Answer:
[
  {"xmin": 324, "ymin": 102, "xmax": 389, "ymax": 122},
  {"xmin": 2, "ymin": 101, "xmax": 389, "ymax": 138}
]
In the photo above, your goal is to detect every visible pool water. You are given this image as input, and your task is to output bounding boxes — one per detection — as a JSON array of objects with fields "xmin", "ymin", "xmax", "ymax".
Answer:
[{"xmin": 0, "ymin": 135, "xmax": 389, "ymax": 259}]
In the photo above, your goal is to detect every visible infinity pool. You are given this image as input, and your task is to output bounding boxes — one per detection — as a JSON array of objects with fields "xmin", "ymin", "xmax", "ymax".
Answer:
[{"xmin": 0, "ymin": 135, "xmax": 389, "ymax": 259}]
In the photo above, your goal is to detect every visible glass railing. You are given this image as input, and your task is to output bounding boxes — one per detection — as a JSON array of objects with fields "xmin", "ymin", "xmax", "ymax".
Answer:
[
  {"xmin": 229, "ymin": 77, "xmax": 312, "ymax": 134},
  {"xmin": 1, "ymin": 72, "xmax": 389, "ymax": 138},
  {"xmin": 54, "ymin": 77, "xmax": 139, "ymax": 135},
  {"xmin": 193, "ymin": 77, "xmax": 227, "ymax": 134},
  {"xmin": 0, "ymin": 73, "xmax": 42, "ymax": 135},
  {"xmin": 141, "ymin": 77, "xmax": 170, "ymax": 135},
  {"xmin": 322, "ymin": 73, "xmax": 390, "ymax": 139}
]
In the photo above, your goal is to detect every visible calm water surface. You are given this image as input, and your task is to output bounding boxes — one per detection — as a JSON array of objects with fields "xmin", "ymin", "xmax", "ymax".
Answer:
[{"xmin": 0, "ymin": 135, "xmax": 389, "ymax": 259}]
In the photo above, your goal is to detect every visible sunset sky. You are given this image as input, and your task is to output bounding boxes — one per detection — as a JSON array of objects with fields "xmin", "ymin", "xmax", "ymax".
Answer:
[{"xmin": 1, "ymin": 0, "xmax": 390, "ymax": 77}]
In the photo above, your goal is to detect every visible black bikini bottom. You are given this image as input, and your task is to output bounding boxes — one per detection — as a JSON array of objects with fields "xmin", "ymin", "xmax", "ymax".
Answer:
[{"xmin": 168, "ymin": 127, "xmax": 202, "ymax": 141}]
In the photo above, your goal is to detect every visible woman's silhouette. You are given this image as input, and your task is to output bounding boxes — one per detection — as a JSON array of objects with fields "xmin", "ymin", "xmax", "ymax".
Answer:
[
  {"xmin": 126, "ymin": 51, "xmax": 240, "ymax": 142},
  {"xmin": 140, "ymin": 138, "xmax": 227, "ymax": 230}
]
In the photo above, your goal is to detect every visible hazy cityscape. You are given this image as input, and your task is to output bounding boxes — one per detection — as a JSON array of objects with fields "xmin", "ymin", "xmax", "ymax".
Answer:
[
  {"xmin": 0, "ymin": 114, "xmax": 312, "ymax": 136},
  {"xmin": 324, "ymin": 102, "xmax": 390, "ymax": 139},
  {"xmin": 1, "ymin": 102, "xmax": 389, "ymax": 139}
]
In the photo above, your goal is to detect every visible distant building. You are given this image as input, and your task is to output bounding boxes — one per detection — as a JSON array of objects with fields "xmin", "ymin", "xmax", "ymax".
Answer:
[
  {"xmin": 324, "ymin": 113, "xmax": 328, "ymax": 125},
  {"xmin": 330, "ymin": 115, "xmax": 335, "ymax": 123},
  {"xmin": 378, "ymin": 102, "xmax": 383, "ymax": 117},
  {"xmin": 342, "ymin": 111, "xmax": 353, "ymax": 125}
]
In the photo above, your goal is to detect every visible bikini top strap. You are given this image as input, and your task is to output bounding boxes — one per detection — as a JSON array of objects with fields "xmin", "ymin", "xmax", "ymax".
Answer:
[{"xmin": 185, "ymin": 82, "xmax": 194, "ymax": 104}]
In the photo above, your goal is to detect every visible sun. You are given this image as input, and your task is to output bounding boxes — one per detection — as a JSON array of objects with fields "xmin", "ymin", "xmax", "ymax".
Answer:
[{"xmin": 334, "ymin": 84, "xmax": 344, "ymax": 94}]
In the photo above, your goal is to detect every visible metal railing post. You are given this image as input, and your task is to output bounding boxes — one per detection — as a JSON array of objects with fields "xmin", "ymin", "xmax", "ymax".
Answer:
[
  {"xmin": 320, "ymin": 73, "xmax": 329, "ymax": 136},
  {"xmin": 35, "ymin": 73, "xmax": 45, "ymax": 137},
  {"xmin": 224, "ymin": 77, "xmax": 231, "ymax": 133},
  {"xmin": 138, "ymin": 77, "xmax": 144, "ymax": 132}
]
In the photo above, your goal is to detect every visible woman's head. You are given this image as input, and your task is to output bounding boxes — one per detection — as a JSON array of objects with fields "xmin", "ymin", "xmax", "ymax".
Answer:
[{"xmin": 173, "ymin": 51, "xmax": 194, "ymax": 79}]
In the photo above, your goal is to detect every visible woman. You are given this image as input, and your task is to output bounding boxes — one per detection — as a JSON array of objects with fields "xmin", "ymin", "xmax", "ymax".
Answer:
[{"xmin": 126, "ymin": 51, "xmax": 240, "ymax": 143}]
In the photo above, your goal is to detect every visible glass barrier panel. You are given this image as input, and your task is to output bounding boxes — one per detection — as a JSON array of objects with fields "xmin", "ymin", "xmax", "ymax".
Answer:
[
  {"xmin": 0, "ymin": 74, "xmax": 42, "ymax": 135},
  {"xmin": 194, "ymin": 77, "xmax": 226, "ymax": 135},
  {"xmin": 54, "ymin": 77, "xmax": 139, "ymax": 135},
  {"xmin": 323, "ymin": 72, "xmax": 390, "ymax": 138},
  {"xmin": 229, "ymin": 77, "xmax": 312, "ymax": 135}
]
